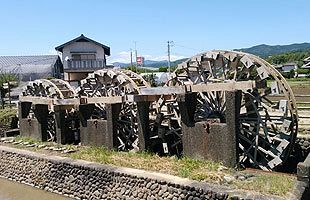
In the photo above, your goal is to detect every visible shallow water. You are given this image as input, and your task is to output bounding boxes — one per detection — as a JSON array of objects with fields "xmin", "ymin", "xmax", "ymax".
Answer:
[{"xmin": 0, "ymin": 178, "xmax": 71, "ymax": 200}]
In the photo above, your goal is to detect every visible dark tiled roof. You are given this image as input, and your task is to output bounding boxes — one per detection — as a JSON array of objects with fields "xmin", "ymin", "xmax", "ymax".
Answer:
[
  {"xmin": 0, "ymin": 55, "xmax": 59, "ymax": 68},
  {"xmin": 55, "ymin": 34, "xmax": 110, "ymax": 56},
  {"xmin": 302, "ymin": 62, "xmax": 310, "ymax": 69},
  {"xmin": 304, "ymin": 56, "xmax": 310, "ymax": 62}
]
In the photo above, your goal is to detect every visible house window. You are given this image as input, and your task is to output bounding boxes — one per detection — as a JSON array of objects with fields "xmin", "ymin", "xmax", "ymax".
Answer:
[{"xmin": 72, "ymin": 54, "xmax": 96, "ymax": 60}]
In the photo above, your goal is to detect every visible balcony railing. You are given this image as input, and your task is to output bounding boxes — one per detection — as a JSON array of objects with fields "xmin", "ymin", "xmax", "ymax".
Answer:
[{"xmin": 65, "ymin": 59, "xmax": 105, "ymax": 70}]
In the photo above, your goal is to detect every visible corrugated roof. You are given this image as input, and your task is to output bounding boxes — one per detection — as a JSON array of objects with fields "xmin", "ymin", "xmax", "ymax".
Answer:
[{"xmin": 0, "ymin": 55, "xmax": 59, "ymax": 69}]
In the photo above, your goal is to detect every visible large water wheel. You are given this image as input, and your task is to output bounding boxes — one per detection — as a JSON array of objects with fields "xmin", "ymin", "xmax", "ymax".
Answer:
[
  {"xmin": 22, "ymin": 79, "xmax": 77, "ymax": 142},
  {"xmin": 152, "ymin": 50, "xmax": 298, "ymax": 170},
  {"xmin": 77, "ymin": 69, "xmax": 150, "ymax": 151}
]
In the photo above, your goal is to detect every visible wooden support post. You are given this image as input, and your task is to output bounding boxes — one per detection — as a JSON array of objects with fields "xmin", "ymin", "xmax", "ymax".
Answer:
[
  {"xmin": 33, "ymin": 104, "xmax": 49, "ymax": 141},
  {"xmin": 79, "ymin": 104, "xmax": 95, "ymax": 127},
  {"xmin": 224, "ymin": 90, "xmax": 242, "ymax": 166},
  {"xmin": 19, "ymin": 102, "xmax": 32, "ymax": 119},
  {"xmin": 106, "ymin": 103, "xmax": 121, "ymax": 150},
  {"xmin": 178, "ymin": 93, "xmax": 197, "ymax": 127},
  {"xmin": 136, "ymin": 101, "xmax": 151, "ymax": 151},
  {"xmin": 54, "ymin": 106, "xmax": 66, "ymax": 144}
]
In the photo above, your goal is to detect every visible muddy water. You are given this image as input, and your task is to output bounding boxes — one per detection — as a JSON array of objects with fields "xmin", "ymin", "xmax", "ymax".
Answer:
[{"xmin": 0, "ymin": 178, "xmax": 71, "ymax": 200}]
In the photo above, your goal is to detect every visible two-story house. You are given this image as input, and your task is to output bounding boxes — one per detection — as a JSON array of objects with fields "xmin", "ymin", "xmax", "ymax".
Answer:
[{"xmin": 55, "ymin": 34, "xmax": 111, "ymax": 86}]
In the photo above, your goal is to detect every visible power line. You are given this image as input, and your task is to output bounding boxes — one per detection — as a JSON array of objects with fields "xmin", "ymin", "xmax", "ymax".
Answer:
[{"xmin": 173, "ymin": 43, "xmax": 203, "ymax": 52}]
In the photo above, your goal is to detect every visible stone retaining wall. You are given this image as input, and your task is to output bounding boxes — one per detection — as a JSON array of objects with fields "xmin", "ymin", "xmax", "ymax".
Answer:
[
  {"xmin": 0, "ymin": 146, "xmax": 288, "ymax": 200},
  {"xmin": 297, "ymin": 152, "xmax": 310, "ymax": 199},
  {"xmin": 296, "ymin": 136, "xmax": 310, "ymax": 160}
]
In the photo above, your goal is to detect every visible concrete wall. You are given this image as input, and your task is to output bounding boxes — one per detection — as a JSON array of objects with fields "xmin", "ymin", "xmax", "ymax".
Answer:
[
  {"xmin": 296, "ymin": 136, "xmax": 310, "ymax": 161},
  {"xmin": 19, "ymin": 118, "xmax": 43, "ymax": 141},
  {"xmin": 297, "ymin": 153, "xmax": 310, "ymax": 199},
  {"xmin": 62, "ymin": 42, "xmax": 106, "ymax": 69},
  {"xmin": 182, "ymin": 123, "xmax": 236, "ymax": 167},
  {"xmin": 80, "ymin": 119, "xmax": 109, "ymax": 147},
  {"xmin": 180, "ymin": 91, "xmax": 240, "ymax": 168}
]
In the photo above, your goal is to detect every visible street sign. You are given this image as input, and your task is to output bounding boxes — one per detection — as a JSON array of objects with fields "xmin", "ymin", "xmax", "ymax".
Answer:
[{"xmin": 137, "ymin": 56, "xmax": 144, "ymax": 65}]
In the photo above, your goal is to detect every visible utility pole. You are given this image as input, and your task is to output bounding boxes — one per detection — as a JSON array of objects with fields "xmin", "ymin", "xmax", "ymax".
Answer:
[
  {"xmin": 8, "ymin": 82, "xmax": 11, "ymax": 109},
  {"xmin": 167, "ymin": 41, "xmax": 174, "ymax": 74},
  {"xmin": 134, "ymin": 41, "xmax": 138, "ymax": 72},
  {"xmin": 130, "ymin": 48, "xmax": 133, "ymax": 71}
]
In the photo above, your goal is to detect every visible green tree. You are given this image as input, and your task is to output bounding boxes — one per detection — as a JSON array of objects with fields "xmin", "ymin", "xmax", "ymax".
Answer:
[
  {"xmin": 159, "ymin": 66, "xmax": 168, "ymax": 72},
  {"xmin": 0, "ymin": 73, "xmax": 18, "ymax": 89},
  {"xmin": 0, "ymin": 72, "xmax": 18, "ymax": 108}
]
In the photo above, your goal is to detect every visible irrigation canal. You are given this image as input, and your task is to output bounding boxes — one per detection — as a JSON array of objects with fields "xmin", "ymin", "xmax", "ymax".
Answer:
[{"xmin": 0, "ymin": 178, "xmax": 71, "ymax": 200}]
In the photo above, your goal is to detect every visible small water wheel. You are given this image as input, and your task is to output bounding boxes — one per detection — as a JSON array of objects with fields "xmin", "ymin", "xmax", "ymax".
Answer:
[{"xmin": 77, "ymin": 69, "xmax": 150, "ymax": 151}]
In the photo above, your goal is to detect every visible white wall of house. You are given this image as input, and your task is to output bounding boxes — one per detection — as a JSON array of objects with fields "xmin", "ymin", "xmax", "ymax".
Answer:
[
  {"xmin": 282, "ymin": 65, "xmax": 297, "ymax": 72},
  {"xmin": 62, "ymin": 42, "xmax": 106, "ymax": 69}
]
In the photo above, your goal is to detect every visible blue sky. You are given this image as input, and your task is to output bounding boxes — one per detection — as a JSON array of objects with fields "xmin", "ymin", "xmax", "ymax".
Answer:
[{"xmin": 0, "ymin": 0, "xmax": 309, "ymax": 63}]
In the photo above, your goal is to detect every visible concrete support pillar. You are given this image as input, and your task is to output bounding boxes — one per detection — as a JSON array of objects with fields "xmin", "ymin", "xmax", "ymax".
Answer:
[
  {"xmin": 19, "ymin": 103, "xmax": 49, "ymax": 142},
  {"xmin": 181, "ymin": 90, "xmax": 241, "ymax": 168},
  {"xmin": 136, "ymin": 101, "xmax": 151, "ymax": 151},
  {"xmin": 80, "ymin": 119, "xmax": 108, "ymax": 147}
]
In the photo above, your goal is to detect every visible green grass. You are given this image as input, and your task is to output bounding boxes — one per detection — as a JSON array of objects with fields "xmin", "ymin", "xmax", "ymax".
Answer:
[
  {"xmin": 70, "ymin": 146, "xmax": 221, "ymax": 178},
  {"xmin": 2, "ymin": 138, "xmax": 296, "ymax": 197},
  {"xmin": 69, "ymin": 146, "xmax": 296, "ymax": 196},
  {"xmin": 233, "ymin": 173, "xmax": 296, "ymax": 196},
  {"xmin": 0, "ymin": 108, "xmax": 17, "ymax": 127}
]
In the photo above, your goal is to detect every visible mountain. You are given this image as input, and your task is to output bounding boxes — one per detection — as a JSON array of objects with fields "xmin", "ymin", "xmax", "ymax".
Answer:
[
  {"xmin": 234, "ymin": 43, "xmax": 310, "ymax": 58},
  {"xmin": 112, "ymin": 58, "xmax": 187, "ymax": 68},
  {"xmin": 113, "ymin": 42, "xmax": 310, "ymax": 68}
]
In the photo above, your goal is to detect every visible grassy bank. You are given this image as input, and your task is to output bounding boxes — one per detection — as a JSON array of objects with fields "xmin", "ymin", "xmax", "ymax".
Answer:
[
  {"xmin": 0, "ymin": 108, "xmax": 17, "ymax": 127},
  {"xmin": 70, "ymin": 146, "xmax": 295, "ymax": 196},
  {"xmin": 6, "ymin": 137, "xmax": 296, "ymax": 197}
]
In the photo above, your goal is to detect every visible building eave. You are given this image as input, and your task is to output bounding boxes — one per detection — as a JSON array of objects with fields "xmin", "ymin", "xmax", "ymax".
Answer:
[{"xmin": 55, "ymin": 34, "xmax": 110, "ymax": 56}]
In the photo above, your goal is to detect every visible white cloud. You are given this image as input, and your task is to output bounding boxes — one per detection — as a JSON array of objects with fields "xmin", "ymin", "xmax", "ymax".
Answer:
[
  {"xmin": 48, "ymin": 49, "xmax": 57, "ymax": 55},
  {"xmin": 107, "ymin": 51, "xmax": 132, "ymax": 63},
  {"xmin": 107, "ymin": 51, "xmax": 186, "ymax": 64}
]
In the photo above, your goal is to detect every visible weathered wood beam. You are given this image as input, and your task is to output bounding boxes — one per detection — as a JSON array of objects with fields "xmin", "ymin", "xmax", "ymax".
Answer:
[
  {"xmin": 80, "ymin": 96, "xmax": 124, "ymax": 104},
  {"xmin": 189, "ymin": 80, "xmax": 255, "ymax": 92},
  {"xmin": 19, "ymin": 96, "xmax": 53, "ymax": 105},
  {"xmin": 140, "ymin": 80, "xmax": 255, "ymax": 95},
  {"xmin": 19, "ymin": 96, "xmax": 79, "ymax": 106}
]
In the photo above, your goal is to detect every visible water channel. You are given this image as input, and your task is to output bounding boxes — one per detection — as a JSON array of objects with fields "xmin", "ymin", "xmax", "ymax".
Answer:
[{"xmin": 0, "ymin": 178, "xmax": 71, "ymax": 200}]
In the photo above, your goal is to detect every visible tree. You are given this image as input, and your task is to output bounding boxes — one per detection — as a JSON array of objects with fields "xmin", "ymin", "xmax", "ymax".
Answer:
[
  {"xmin": 142, "ymin": 74, "xmax": 157, "ymax": 87},
  {"xmin": 159, "ymin": 66, "xmax": 168, "ymax": 72},
  {"xmin": 0, "ymin": 72, "xmax": 18, "ymax": 108}
]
